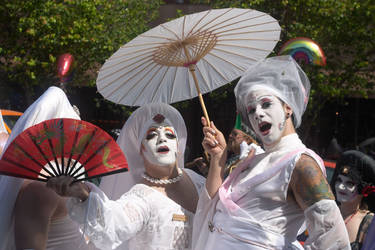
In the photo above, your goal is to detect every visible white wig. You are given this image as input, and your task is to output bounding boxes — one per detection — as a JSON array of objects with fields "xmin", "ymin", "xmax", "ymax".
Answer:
[
  {"xmin": 100, "ymin": 103, "xmax": 187, "ymax": 199},
  {"xmin": 0, "ymin": 86, "xmax": 80, "ymax": 249},
  {"xmin": 235, "ymin": 55, "xmax": 310, "ymax": 128}
]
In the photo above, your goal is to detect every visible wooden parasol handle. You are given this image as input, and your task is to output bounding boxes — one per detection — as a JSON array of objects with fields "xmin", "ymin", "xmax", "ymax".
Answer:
[{"xmin": 183, "ymin": 45, "xmax": 211, "ymax": 126}]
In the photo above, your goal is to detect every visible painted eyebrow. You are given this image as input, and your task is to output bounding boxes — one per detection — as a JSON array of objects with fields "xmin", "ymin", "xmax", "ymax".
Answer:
[
  {"xmin": 146, "ymin": 127, "xmax": 157, "ymax": 134},
  {"xmin": 164, "ymin": 127, "xmax": 175, "ymax": 135}
]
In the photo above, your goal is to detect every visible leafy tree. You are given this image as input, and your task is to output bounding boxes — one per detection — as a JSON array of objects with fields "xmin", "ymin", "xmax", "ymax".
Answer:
[
  {"xmin": 0, "ymin": 0, "xmax": 161, "ymax": 105},
  {"xmin": 186, "ymin": 0, "xmax": 374, "ymax": 146}
]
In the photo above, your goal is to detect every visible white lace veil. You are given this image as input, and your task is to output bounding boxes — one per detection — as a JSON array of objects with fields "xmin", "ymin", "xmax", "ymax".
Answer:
[
  {"xmin": 0, "ymin": 86, "xmax": 80, "ymax": 249},
  {"xmin": 235, "ymin": 55, "xmax": 310, "ymax": 128},
  {"xmin": 100, "ymin": 102, "xmax": 187, "ymax": 200}
]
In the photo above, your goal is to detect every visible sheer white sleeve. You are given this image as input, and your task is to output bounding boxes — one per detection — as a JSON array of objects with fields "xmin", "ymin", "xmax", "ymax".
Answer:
[
  {"xmin": 67, "ymin": 183, "xmax": 151, "ymax": 250},
  {"xmin": 303, "ymin": 199, "xmax": 350, "ymax": 250}
]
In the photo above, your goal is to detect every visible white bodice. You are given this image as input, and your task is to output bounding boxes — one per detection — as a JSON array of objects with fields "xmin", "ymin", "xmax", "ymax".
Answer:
[
  {"xmin": 193, "ymin": 134, "xmax": 326, "ymax": 249},
  {"xmin": 69, "ymin": 169, "xmax": 205, "ymax": 250}
]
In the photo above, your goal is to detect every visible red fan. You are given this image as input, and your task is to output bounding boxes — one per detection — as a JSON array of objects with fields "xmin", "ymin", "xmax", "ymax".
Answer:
[{"xmin": 0, "ymin": 118, "xmax": 128, "ymax": 182}]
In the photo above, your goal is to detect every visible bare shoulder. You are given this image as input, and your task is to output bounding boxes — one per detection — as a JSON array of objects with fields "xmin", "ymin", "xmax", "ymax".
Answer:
[
  {"xmin": 16, "ymin": 181, "xmax": 61, "ymax": 211},
  {"xmin": 290, "ymin": 154, "xmax": 335, "ymax": 210}
]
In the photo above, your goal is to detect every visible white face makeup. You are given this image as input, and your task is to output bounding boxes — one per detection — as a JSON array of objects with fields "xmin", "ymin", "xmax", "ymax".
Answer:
[
  {"xmin": 246, "ymin": 90, "xmax": 286, "ymax": 146},
  {"xmin": 141, "ymin": 124, "xmax": 178, "ymax": 167},
  {"xmin": 335, "ymin": 174, "xmax": 359, "ymax": 203}
]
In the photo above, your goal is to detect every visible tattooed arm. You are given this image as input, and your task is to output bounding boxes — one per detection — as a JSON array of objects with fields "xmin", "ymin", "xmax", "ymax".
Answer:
[
  {"xmin": 289, "ymin": 154, "xmax": 335, "ymax": 209},
  {"xmin": 290, "ymin": 154, "xmax": 350, "ymax": 249}
]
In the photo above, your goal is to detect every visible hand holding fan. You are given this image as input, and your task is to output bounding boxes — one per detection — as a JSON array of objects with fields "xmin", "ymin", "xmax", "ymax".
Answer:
[{"xmin": 0, "ymin": 118, "xmax": 128, "ymax": 182}]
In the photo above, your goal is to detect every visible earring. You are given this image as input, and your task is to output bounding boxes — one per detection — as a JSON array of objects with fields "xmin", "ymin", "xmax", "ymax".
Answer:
[{"xmin": 286, "ymin": 113, "xmax": 291, "ymax": 119}]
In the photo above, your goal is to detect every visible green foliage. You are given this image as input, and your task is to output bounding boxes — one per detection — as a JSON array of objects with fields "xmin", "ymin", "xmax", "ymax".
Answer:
[
  {"xmin": 0, "ymin": 0, "xmax": 161, "ymax": 90},
  {"xmin": 188, "ymin": 0, "xmax": 374, "ymax": 140}
]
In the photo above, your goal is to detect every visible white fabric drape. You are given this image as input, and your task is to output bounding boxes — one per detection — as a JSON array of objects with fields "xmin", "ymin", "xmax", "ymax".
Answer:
[
  {"xmin": 0, "ymin": 110, "xmax": 7, "ymax": 134},
  {"xmin": 100, "ymin": 103, "xmax": 187, "ymax": 198},
  {"xmin": 0, "ymin": 86, "xmax": 80, "ymax": 250}
]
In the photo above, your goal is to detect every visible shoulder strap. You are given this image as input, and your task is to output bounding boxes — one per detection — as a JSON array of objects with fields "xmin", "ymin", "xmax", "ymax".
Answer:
[{"xmin": 355, "ymin": 212, "xmax": 374, "ymax": 242}]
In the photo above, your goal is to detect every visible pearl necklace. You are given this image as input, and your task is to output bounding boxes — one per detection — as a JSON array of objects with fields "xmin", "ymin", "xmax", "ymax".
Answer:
[{"xmin": 142, "ymin": 168, "xmax": 183, "ymax": 185}]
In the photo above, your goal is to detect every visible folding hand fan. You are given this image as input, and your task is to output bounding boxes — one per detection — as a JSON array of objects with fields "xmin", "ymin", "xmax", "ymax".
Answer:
[{"xmin": 0, "ymin": 118, "xmax": 128, "ymax": 182}]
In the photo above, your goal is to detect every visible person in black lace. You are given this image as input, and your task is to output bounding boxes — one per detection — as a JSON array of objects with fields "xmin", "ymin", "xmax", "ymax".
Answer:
[{"xmin": 330, "ymin": 150, "xmax": 375, "ymax": 249}]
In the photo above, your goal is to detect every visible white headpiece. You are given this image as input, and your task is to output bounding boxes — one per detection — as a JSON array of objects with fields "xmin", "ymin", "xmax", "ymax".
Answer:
[
  {"xmin": 0, "ymin": 86, "xmax": 80, "ymax": 248},
  {"xmin": 0, "ymin": 110, "xmax": 7, "ymax": 134},
  {"xmin": 235, "ymin": 55, "xmax": 310, "ymax": 128},
  {"xmin": 100, "ymin": 103, "xmax": 187, "ymax": 199}
]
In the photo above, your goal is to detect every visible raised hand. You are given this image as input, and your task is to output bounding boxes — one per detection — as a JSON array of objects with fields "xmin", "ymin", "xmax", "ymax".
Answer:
[
  {"xmin": 46, "ymin": 176, "xmax": 90, "ymax": 201},
  {"xmin": 201, "ymin": 117, "xmax": 226, "ymax": 158}
]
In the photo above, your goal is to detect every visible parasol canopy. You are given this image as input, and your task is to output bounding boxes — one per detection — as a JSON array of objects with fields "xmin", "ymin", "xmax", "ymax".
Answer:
[{"xmin": 96, "ymin": 8, "xmax": 281, "ymax": 123}]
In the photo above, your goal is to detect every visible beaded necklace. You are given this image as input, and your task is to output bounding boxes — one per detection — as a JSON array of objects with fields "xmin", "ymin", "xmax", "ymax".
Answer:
[
  {"xmin": 142, "ymin": 168, "xmax": 183, "ymax": 185},
  {"xmin": 345, "ymin": 210, "xmax": 359, "ymax": 225}
]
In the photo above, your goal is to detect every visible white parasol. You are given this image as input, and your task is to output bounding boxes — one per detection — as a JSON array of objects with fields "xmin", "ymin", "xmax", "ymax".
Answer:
[{"xmin": 96, "ymin": 8, "xmax": 281, "ymax": 123}]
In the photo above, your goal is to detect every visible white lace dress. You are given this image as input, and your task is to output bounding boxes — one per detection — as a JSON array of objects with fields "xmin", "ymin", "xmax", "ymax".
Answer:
[{"xmin": 68, "ymin": 169, "xmax": 205, "ymax": 250}]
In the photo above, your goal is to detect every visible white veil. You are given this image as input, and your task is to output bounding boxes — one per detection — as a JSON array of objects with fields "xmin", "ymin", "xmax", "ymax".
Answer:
[
  {"xmin": 0, "ymin": 86, "xmax": 80, "ymax": 249},
  {"xmin": 100, "ymin": 103, "xmax": 187, "ymax": 200},
  {"xmin": 0, "ymin": 110, "xmax": 7, "ymax": 134}
]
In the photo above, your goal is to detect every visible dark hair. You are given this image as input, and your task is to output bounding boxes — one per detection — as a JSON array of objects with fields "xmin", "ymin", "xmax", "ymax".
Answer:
[{"xmin": 330, "ymin": 150, "xmax": 375, "ymax": 211}]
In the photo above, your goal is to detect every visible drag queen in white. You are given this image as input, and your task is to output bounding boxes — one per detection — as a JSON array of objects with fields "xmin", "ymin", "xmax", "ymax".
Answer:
[
  {"xmin": 0, "ymin": 86, "xmax": 96, "ymax": 250},
  {"xmin": 193, "ymin": 56, "xmax": 350, "ymax": 249},
  {"xmin": 47, "ymin": 103, "xmax": 205, "ymax": 250}
]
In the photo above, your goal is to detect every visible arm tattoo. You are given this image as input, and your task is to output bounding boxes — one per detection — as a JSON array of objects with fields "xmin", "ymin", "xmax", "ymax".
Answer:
[{"xmin": 291, "ymin": 155, "xmax": 335, "ymax": 208}]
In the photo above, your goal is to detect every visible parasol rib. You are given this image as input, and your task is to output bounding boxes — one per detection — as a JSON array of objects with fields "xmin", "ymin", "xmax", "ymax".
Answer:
[
  {"xmin": 205, "ymin": 51, "xmax": 246, "ymax": 72},
  {"xmin": 168, "ymin": 67, "xmax": 179, "ymax": 102},
  {"xmin": 191, "ymin": 9, "xmax": 254, "ymax": 37},
  {"xmin": 188, "ymin": 8, "xmax": 233, "ymax": 38},
  {"xmin": 210, "ymin": 47, "xmax": 261, "ymax": 61},
  {"xmin": 194, "ymin": 64, "xmax": 214, "ymax": 93},
  {"xmin": 205, "ymin": 13, "xmax": 268, "ymax": 34},
  {"xmin": 150, "ymin": 66, "xmax": 172, "ymax": 103},
  {"xmin": 114, "ymin": 61, "xmax": 160, "ymax": 104},
  {"xmin": 100, "ymin": 59, "xmax": 155, "ymax": 95},
  {"xmin": 139, "ymin": 35, "xmax": 178, "ymax": 42},
  {"xmin": 160, "ymin": 24, "xmax": 180, "ymax": 40},
  {"xmin": 214, "ymin": 43, "xmax": 274, "ymax": 52},
  {"xmin": 214, "ymin": 20, "xmax": 280, "ymax": 36},
  {"xmin": 98, "ymin": 53, "xmax": 153, "ymax": 84},
  {"xmin": 219, "ymin": 38, "xmax": 280, "ymax": 42},
  {"xmin": 101, "ymin": 48, "xmax": 155, "ymax": 70},
  {"xmin": 186, "ymin": 9, "xmax": 212, "ymax": 38},
  {"xmin": 130, "ymin": 64, "xmax": 166, "ymax": 105},
  {"xmin": 215, "ymin": 28, "xmax": 282, "ymax": 38}
]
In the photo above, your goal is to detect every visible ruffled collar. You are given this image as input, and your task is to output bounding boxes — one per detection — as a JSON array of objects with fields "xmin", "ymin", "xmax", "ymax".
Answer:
[{"xmin": 263, "ymin": 133, "xmax": 304, "ymax": 153}]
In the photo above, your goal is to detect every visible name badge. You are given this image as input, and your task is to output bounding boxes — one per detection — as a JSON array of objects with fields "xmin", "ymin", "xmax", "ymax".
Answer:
[{"xmin": 172, "ymin": 214, "xmax": 188, "ymax": 222}]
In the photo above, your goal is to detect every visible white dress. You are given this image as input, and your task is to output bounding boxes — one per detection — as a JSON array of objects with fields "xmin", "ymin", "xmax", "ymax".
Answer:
[
  {"xmin": 69, "ymin": 169, "xmax": 205, "ymax": 250},
  {"xmin": 193, "ymin": 134, "xmax": 327, "ymax": 250},
  {"xmin": 46, "ymin": 215, "xmax": 99, "ymax": 250}
]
